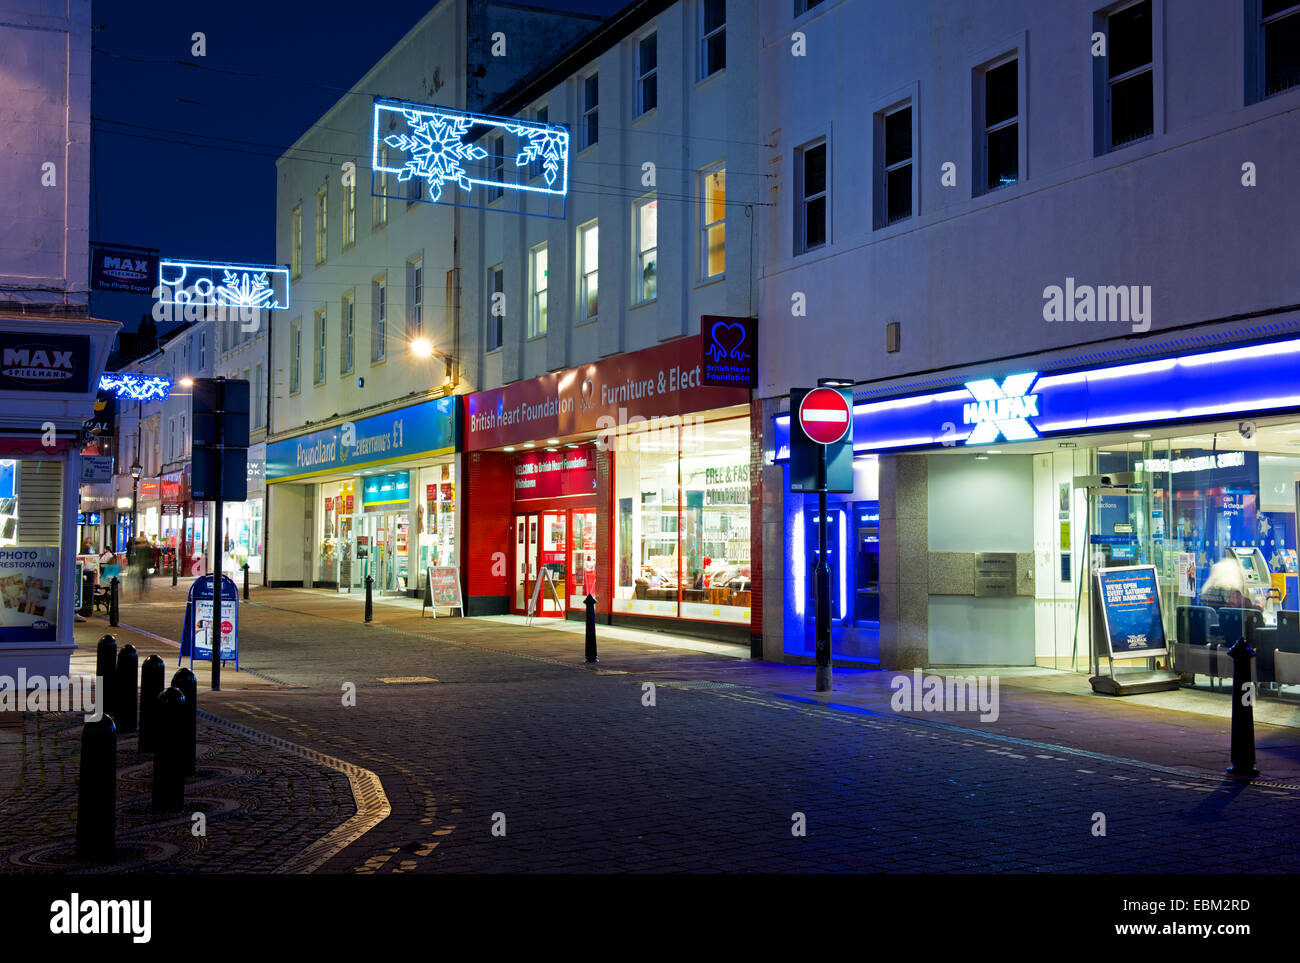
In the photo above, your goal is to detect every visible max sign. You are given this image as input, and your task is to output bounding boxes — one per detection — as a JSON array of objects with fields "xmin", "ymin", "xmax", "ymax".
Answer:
[{"xmin": 0, "ymin": 334, "xmax": 90, "ymax": 393}]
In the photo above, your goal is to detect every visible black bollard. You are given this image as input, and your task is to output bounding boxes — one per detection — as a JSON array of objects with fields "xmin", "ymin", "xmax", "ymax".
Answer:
[
  {"xmin": 364, "ymin": 575, "xmax": 374, "ymax": 623},
  {"xmin": 1227, "ymin": 638, "xmax": 1260, "ymax": 778},
  {"xmin": 75, "ymin": 715, "xmax": 117, "ymax": 861},
  {"xmin": 172, "ymin": 550, "xmax": 178, "ymax": 588},
  {"xmin": 242, "ymin": 562, "xmax": 250, "ymax": 600},
  {"xmin": 113, "ymin": 644, "xmax": 139, "ymax": 735},
  {"xmin": 95, "ymin": 634, "xmax": 117, "ymax": 724},
  {"xmin": 108, "ymin": 576, "xmax": 119, "ymax": 626},
  {"xmin": 584, "ymin": 593, "xmax": 598, "ymax": 663},
  {"xmin": 79, "ymin": 571, "xmax": 94, "ymax": 618},
  {"xmin": 151, "ymin": 687, "xmax": 186, "ymax": 812},
  {"xmin": 138, "ymin": 655, "xmax": 165, "ymax": 753},
  {"xmin": 171, "ymin": 667, "xmax": 198, "ymax": 777}
]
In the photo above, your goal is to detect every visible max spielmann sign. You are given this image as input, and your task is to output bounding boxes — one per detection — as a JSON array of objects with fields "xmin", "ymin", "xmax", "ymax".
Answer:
[
  {"xmin": 0, "ymin": 333, "xmax": 91, "ymax": 394},
  {"xmin": 90, "ymin": 244, "xmax": 159, "ymax": 296}
]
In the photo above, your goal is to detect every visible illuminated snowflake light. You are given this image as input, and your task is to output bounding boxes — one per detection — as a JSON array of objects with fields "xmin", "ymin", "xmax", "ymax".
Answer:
[
  {"xmin": 158, "ymin": 260, "xmax": 290, "ymax": 309},
  {"xmin": 372, "ymin": 98, "xmax": 568, "ymax": 218},
  {"xmin": 99, "ymin": 373, "xmax": 172, "ymax": 401}
]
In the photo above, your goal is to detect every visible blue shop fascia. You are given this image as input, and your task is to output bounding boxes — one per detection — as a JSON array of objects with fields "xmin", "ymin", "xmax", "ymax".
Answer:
[
  {"xmin": 265, "ymin": 395, "xmax": 459, "ymax": 597},
  {"xmin": 766, "ymin": 325, "xmax": 1300, "ymax": 698}
]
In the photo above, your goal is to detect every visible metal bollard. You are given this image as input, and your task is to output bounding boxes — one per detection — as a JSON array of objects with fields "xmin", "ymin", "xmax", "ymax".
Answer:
[
  {"xmin": 138, "ymin": 655, "xmax": 165, "ymax": 753},
  {"xmin": 108, "ymin": 576, "xmax": 120, "ymax": 626},
  {"xmin": 172, "ymin": 551, "xmax": 178, "ymax": 588},
  {"xmin": 242, "ymin": 562, "xmax": 250, "ymax": 600},
  {"xmin": 95, "ymin": 634, "xmax": 117, "ymax": 724},
  {"xmin": 171, "ymin": 667, "xmax": 198, "ymax": 777},
  {"xmin": 1227, "ymin": 638, "xmax": 1260, "ymax": 778},
  {"xmin": 151, "ymin": 687, "xmax": 186, "ymax": 812},
  {"xmin": 79, "ymin": 571, "xmax": 94, "ymax": 618},
  {"xmin": 75, "ymin": 715, "xmax": 117, "ymax": 861},
  {"xmin": 584, "ymin": 594, "xmax": 598, "ymax": 663},
  {"xmin": 113, "ymin": 644, "xmax": 139, "ymax": 735},
  {"xmin": 365, "ymin": 575, "xmax": 374, "ymax": 623}
]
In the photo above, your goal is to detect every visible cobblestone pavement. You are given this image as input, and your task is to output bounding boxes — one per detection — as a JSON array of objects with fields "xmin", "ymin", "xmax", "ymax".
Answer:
[
  {"xmin": 82, "ymin": 588, "xmax": 1300, "ymax": 872},
  {"xmin": 0, "ymin": 708, "xmax": 354, "ymax": 874}
]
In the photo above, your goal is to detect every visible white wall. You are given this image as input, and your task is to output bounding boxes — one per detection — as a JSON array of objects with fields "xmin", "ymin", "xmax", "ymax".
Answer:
[{"xmin": 927, "ymin": 453, "xmax": 1033, "ymax": 552}]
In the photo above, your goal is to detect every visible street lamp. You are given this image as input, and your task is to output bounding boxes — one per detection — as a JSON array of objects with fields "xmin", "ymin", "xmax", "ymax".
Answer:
[
  {"xmin": 408, "ymin": 337, "xmax": 455, "ymax": 386},
  {"xmin": 129, "ymin": 462, "xmax": 142, "ymax": 564}
]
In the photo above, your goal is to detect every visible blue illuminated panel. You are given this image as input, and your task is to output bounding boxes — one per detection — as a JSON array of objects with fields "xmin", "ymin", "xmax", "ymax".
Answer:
[
  {"xmin": 372, "ymin": 98, "xmax": 568, "ymax": 218},
  {"xmin": 158, "ymin": 260, "xmax": 289, "ymax": 310},
  {"xmin": 99, "ymin": 373, "xmax": 171, "ymax": 401},
  {"xmin": 773, "ymin": 336, "xmax": 1300, "ymax": 458}
]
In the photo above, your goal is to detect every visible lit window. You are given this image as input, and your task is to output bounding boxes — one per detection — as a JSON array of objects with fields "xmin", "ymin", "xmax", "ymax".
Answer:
[
  {"xmin": 634, "ymin": 195, "xmax": 657, "ymax": 303},
  {"xmin": 701, "ymin": 166, "xmax": 725, "ymax": 279},
  {"xmin": 579, "ymin": 221, "xmax": 599, "ymax": 320},
  {"xmin": 315, "ymin": 188, "xmax": 328, "ymax": 264}
]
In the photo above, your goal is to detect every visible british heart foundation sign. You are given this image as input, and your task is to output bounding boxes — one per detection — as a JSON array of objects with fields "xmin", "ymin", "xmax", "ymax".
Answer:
[
  {"xmin": 700, "ymin": 315, "xmax": 757, "ymax": 389},
  {"xmin": 514, "ymin": 447, "xmax": 598, "ymax": 500}
]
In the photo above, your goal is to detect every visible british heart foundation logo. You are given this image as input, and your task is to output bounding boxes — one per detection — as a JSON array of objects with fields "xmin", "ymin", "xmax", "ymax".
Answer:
[{"xmin": 705, "ymin": 319, "xmax": 749, "ymax": 364}]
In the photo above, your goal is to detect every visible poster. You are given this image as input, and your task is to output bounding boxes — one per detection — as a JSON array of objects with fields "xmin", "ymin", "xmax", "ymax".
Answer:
[
  {"xmin": 1094, "ymin": 565, "xmax": 1168, "ymax": 658},
  {"xmin": 0, "ymin": 547, "xmax": 58, "ymax": 641},
  {"xmin": 1177, "ymin": 552, "xmax": 1196, "ymax": 598}
]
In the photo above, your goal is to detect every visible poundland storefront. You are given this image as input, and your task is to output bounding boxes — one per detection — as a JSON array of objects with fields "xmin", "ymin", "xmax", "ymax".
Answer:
[{"xmin": 769, "ymin": 328, "xmax": 1300, "ymax": 701}]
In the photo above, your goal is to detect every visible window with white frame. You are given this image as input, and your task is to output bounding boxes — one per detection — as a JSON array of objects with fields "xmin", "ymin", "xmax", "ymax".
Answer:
[
  {"xmin": 796, "ymin": 140, "xmax": 827, "ymax": 252},
  {"xmin": 373, "ymin": 148, "xmax": 389, "ymax": 227},
  {"xmin": 637, "ymin": 33, "xmax": 658, "ymax": 115},
  {"xmin": 408, "ymin": 256, "xmax": 424, "ymax": 337},
  {"xmin": 314, "ymin": 307, "xmax": 327, "ymax": 385},
  {"xmin": 291, "ymin": 205, "xmax": 302, "ymax": 278},
  {"xmin": 489, "ymin": 134, "xmax": 505, "ymax": 201},
  {"xmin": 1261, "ymin": 1, "xmax": 1300, "ymax": 97},
  {"xmin": 633, "ymin": 194, "xmax": 658, "ymax": 302},
  {"xmin": 529, "ymin": 243, "xmax": 548, "ymax": 337},
  {"xmin": 581, "ymin": 73, "xmax": 599, "ymax": 149},
  {"xmin": 579, "ymin": 221, "xmax": 599, "ymax": 320},
  {"xmin": 341, "ymin": 293, "xmax": 354, "ymax": 374},
  {"xmin": 875, "ymin": 104, "xmax": 912, "ymax": 226},
  {"xmin": 487, "ymin": 264, "xmax": 504, "ymax": 351},
  {"xmin": 700, "ymin": 165, "xmax": 725, "ymax": 279},
  {"xmin": 371, "ymin": 275, "xmax": 386, "ymax": 362},
  {"xmin": 978, "ymin": 57, "xmax": 1019, "ymax": 193},
  {"xmin": 315, "ymin": 187, "xmax": 328, "ymax": 264},
  {"xmin": 700, "ymin": 0, "xmax": 725, "ymax": 79},
  {"xmin": 169, "ymin": 418, "xmax": 175, "ymax": 460},
  {"xmin": 343, "ymin": 175, "xmax": 356, "ymax": 248},
  {"xmin": 290, "ymin": 320, "xmax": 302, "ymax": 394},
  {"xmin": 1102, "ymin": 0, "xmax": 1154, "ymax": 151}
]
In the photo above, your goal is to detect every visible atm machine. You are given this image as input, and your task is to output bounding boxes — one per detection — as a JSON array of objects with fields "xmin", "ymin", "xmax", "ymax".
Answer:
[{"xmin": 1229, "ymin": 546, "xmax": 1280, "ymax": 621}]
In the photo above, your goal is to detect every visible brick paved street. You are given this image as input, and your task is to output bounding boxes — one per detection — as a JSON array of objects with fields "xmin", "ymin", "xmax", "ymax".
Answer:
[{"xmin": 82, "ymin": 586, "xmax": 1300, "ymax": 873}]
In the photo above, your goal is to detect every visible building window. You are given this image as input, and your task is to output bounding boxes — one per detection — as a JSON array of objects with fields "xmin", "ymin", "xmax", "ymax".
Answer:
[
  {"xmin": 530, "ymin": 106, "xmax": 548, "ymax": 178},
  {"xmin": 314, "ymin": 308, "xmax": 327, "ymax": 385},
  {"xmin": 700, "ymin": 0, "xmax": 726, "ymax": 79},
  {"xmin": 634, "ymin": 194, "xmax": 658, "ymax": 303},
  {"xmin": 315, "ymin": 187, "xmax": 328, "ymax": 264},
  {"xmin": 290, "ymin": 205, "xmax": 302, "ymax": 278},
  {"xmin": 371, "ymin": 275, "xmax": 386, "ymax": 362},
  {"xmin": 978, "ymin": 57, "xmax": 1019, "ymax": 193},
  {"xmin": 798, "ymin": 0, "xmax": 826, "ymax": 13},
  {"xmin": 1103, "ymin": 0, "xmax": 1154, "ymax": 150},
  {"xmin": 700, "ymin": 165, "xmax": 726, "ymax": 279},
  {"xmin": 343, "ymin": 175, "xmax": 356, "ymax": 249},
  {"xmin": 199, "ymin": 331, "xmax": 207, "ymax": 370},
  {"xmin": 169, "ymin": 418, "xmax": 175, "ymax": 460},
  {"xmin": 796, "ymin": 140, "xmax": 827, "ymax": 252},
  {"xmin": 341, "ymin": 293, "xmax": 354, "ymax": 374},
  {"xmin": 487, "ymin": 265, "xmax": 504, "ymax": 351},
  {"xmin": 290, "ymin": 321, "xmax": 302, "ymax": 394},
  {"xmin": 373, "ymin": 148, "xmax": 389, "ymax": 228},
  {"xmin": 489, "ymin": 134, "xmax": 505, "ymax": 201},
  {"xmin": 529, "ymin": 243, "xmax": 548, "ymax": 338},
  {"xmin": 253, "ymin": 363, "xmax": 264, "ymax": 428},
  {"xmin": 581, "ymin": 73, "xmax": 599, "ymax": 149},
  {"xmin": 1261, "ymin": 1, "xmax": 1300, "ymax": 97},
  {"xmin": 637, "ymin": 33, "xmax": 658, "ymax": 115},
  {"xmin": 579, "ymin": 221, "xmax": 599, "ymax": 320},
  {"xmin": 408, "ymin": 256, "xmax": 424, "ymax": 338},
  {"xmin": 876, "ymin": 105, "xmax": 912, "ymax": 226}
]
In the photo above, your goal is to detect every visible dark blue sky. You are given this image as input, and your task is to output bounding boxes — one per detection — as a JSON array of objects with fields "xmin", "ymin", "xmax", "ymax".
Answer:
[{"xmin": 89, "ymin": 0, "xmax": 624, "ymax": 330}]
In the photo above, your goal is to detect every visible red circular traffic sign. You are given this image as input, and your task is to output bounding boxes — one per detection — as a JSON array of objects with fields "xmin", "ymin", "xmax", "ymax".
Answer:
[{"xmin": 798, "ymin": 387, "xmax": 852, "ymax": 445}]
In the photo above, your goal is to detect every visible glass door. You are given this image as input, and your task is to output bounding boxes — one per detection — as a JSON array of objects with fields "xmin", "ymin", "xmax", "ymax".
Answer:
[
  {"xmin": 539, "ymin": 512, "xmax": 566, "ymax": 615},
  {"xmin": 514, "ymin": 515, "xmax": 530, "ymax": 610},
  {"xmin": 569, "ymin": 510, "xmax": 597, "ymax": 609}
]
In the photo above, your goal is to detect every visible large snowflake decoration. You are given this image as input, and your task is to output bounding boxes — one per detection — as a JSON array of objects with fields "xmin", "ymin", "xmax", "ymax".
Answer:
[
  {"xmin": 385, "ymin": 110, "xmax": 488, "ymax": 202},
  {"xmin": 508, "ymin": 124, "xmax": 569, "ymax": 188},
  {"xmin": 99, "ymin": 373, "xmax": 171, "ymax": 401},
  {"xmin": 216, "ymin": 270, "xmax": 275, "ymax": 308}
]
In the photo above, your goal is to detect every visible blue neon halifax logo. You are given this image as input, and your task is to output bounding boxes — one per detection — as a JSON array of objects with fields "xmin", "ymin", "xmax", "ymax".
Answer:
[{"xmin": 962, "ymin": 373, "xmax": 1040, "ymax": 444}]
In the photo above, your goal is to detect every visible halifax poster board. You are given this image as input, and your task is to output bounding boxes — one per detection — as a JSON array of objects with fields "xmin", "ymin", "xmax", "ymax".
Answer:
[{"xmin": 1093, "ymin": 564, "xmax": 1168, "ymax": 659}]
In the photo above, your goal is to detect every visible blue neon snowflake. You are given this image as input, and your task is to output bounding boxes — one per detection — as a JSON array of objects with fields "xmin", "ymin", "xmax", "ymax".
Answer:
[
  {"xmin": 216, "ymin": 270, "xmax": 276, "ymax": 308},
  {"xmin": 508, "ymin": 124, "xmax": 568, "ymax": 188},
  {"xmin": 385, "ymin": 109, "xmax": 488, "ymax": 202}
]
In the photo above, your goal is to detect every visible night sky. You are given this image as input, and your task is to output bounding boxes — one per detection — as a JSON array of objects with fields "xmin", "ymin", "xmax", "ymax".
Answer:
[{"xmin": 89, "ymin": 0, "xmax": 625, "ymax": 331}]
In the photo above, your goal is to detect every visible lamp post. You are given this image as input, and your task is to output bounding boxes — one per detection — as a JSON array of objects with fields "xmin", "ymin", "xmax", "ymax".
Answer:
[{"xmin": 129, "ymin": 462, "xmax": 142, "ymax": 564}]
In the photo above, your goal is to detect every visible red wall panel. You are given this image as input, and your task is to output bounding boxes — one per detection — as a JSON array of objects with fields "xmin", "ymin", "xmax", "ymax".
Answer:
[{"xmin": 463, "ymin": 450, "xmax": 514, "ymax": 603}]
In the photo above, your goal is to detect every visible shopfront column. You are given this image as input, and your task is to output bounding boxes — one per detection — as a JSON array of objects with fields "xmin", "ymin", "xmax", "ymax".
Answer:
[{"xmin": 878, "ymin": 454, "xmax": 930, "ymax": 671}]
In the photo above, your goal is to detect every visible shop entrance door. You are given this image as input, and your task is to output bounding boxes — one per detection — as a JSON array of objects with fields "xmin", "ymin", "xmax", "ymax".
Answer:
[
  {"xmin": 569, "ymin": 510, "xmax": 597, "ymax": 609},
  {"xmin": 512, "ymin": 511, "xmax": 576, "ymax": 616}
]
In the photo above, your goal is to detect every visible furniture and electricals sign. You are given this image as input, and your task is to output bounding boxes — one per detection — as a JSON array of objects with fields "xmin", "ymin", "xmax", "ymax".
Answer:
[{"xmin": 267, "ymin": 396, "xmax": 456, "ymax": 482}]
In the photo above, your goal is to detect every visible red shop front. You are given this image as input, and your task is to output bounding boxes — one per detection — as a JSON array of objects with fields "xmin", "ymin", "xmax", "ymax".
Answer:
[{"xmin": 461, "ymin": 334, "xmax": 757, "ymax": 643}]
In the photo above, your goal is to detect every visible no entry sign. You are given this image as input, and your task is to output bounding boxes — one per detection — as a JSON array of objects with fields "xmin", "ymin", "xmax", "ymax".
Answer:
[{"xmin": 798, "ymin": 387, "xmax": 852, "ymax": 445}]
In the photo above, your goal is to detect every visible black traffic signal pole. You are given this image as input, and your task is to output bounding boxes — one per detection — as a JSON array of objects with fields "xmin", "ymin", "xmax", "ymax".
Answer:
[
  {"xmin": 211, "ymin": 377, "xmax": 224, "ymax": 692},
  {"xmin": 815, "ymin": 446, "xmax": 831, "ymax": 692}
]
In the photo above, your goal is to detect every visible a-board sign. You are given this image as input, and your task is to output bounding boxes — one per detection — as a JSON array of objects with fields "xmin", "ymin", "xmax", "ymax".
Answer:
[
  {"xmin": 422, "ymin": 565, "xmax": 463, "ymax": 618},
  {"xmin": 526, "ymin": 567, "xmax": 563, "ymax": 618},
  {"xmin": 181, "ymin": 574, "xmax": 239, "ymax": 668},
  {"xmin": 1094, "ymin": 565, "xmax": 1168, "ymax": 659}
]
